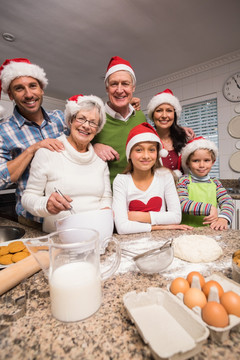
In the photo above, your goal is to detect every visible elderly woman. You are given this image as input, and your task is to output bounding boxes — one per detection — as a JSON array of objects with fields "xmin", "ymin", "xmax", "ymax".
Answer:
[{"xmin": 22, "ymin": 94, "xmax": 112, "ymax": 233}]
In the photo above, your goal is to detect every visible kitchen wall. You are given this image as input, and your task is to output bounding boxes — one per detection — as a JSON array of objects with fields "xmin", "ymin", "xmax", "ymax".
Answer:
[{"xmin": 134, "ymin": 50, "xmax": 240, "ymax": 180}]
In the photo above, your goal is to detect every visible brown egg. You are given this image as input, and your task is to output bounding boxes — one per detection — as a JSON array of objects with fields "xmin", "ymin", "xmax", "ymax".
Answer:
[
  {"xmin": 187, "ymin": 271, "xmax": 205, "ymax": 289},
  {"xmin": 202, "ymin": 301, "xmax": 229, "ymax": 328},
  {"xmin": 220, "ymin": 291, "xmax": 240, "ymax": 317},
  {"xmin": 170, "ymin": 277, "xmax": 190, "ymax": 295},
  {"xmin": 202, "ymin": 280, "xmax": 224, "ymax": 299},
  {"xmin": 183, "ymin": 288, "xmax": 207, "ymax": 309}
]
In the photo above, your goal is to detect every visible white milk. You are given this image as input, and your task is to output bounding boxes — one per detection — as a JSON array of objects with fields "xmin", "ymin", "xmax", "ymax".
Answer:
[{"xmin": 50, "ymin": 262, "xmax": 102, "ymax": 322}]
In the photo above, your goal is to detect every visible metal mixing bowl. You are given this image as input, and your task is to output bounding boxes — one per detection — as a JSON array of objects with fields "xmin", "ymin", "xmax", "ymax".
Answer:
[{"xmin": 0, "ymin": 226, "xmax": 25, "ymax": 243}]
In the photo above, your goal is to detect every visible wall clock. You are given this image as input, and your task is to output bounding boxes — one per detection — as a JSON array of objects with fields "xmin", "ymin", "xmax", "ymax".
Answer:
[{"xmin": 223, "ymin": 72, "xmax": 240, "ymax": 102}]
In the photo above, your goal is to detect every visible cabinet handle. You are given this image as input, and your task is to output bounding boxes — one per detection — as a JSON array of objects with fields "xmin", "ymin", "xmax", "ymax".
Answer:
[{"xmin": 237, "ymin": 209, "xmax": 239, "ymax": 230}]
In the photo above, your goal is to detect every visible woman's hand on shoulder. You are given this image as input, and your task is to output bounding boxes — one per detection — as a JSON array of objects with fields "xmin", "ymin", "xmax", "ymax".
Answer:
[
  {"xmin": 130, "ymin": 97, "xmax": 141, "ymax": 111},
  {"xmin": 183, "ymin": 127, "xmax": 195, "ymax": 140}
]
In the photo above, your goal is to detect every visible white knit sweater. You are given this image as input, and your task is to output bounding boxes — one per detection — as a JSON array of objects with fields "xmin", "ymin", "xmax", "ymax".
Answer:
[{"xmin": 22, "ymin": 134, "xmax": 112, "ymax": 232}]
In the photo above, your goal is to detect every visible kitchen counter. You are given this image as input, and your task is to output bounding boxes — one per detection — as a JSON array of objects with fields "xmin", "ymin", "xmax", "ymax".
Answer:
[{"xmin": 1, "ymin": 217, "xmax": 240, "ymax": 360}]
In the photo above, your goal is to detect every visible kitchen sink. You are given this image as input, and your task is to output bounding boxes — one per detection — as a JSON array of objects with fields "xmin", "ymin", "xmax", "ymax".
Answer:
[{"xmin": 0, "ymin": 226, "xmax": 25, "ymax": 243}]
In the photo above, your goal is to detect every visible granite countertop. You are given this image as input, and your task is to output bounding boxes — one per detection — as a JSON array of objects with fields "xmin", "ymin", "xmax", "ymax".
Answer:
[{"xmin": 1, "ymin": 217, "xmax": 240, "ymax": 360}]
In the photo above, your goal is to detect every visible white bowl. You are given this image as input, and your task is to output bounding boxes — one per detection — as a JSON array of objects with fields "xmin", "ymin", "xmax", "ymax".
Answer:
[{"xmin": 55, "ymin": 209, "xmax": 114, "ymax": 253}]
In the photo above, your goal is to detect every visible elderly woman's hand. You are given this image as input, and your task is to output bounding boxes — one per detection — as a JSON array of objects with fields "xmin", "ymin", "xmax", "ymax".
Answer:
[{"xmin": 47, "ymin": 192, "xmax": 73, "ymax": 215}]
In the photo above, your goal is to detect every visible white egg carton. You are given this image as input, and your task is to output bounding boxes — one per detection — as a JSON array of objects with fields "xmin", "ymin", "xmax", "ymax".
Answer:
[
  {"xmin": 172, "ymin": 273, "xmax": 240, "ymax": 343},
  {"xmin": 123, "ymin": 287, "xmax": 209, "ymax": 360}
]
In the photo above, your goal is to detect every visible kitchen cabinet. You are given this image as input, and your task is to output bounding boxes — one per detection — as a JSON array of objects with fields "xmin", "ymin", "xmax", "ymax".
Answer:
[{"xmin": 231, "ymin": 199, "xmax": 240, "ymax": 230}]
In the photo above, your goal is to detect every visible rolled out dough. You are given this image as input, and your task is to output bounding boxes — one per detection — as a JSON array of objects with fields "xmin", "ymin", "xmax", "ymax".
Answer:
[{"xmin": 173, "ymin": 235, "xmax": 223, "ymax": 263}]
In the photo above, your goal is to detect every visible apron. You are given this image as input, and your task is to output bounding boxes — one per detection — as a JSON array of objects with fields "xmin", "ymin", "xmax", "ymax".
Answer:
[{"xmin": 181, "ymin": 176, "xmax": 217, "ymax": 227}]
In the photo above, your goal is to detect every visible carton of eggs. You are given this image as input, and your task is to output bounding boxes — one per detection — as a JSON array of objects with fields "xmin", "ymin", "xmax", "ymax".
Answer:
[{"xmin": 169, "ymin": 272, "xmax": 240, "ymax": 342}]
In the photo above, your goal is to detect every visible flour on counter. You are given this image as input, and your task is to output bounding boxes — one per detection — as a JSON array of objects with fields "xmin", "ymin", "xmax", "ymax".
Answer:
[{"xmin": 99, "ymin": 234, "xmax": 231, "ymax": 282}]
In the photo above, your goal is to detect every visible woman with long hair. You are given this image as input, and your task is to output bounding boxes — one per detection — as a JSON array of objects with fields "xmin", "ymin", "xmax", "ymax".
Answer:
[{"xmin": 147, "ymin": 89, "xmax": 190, "ymax": 176}]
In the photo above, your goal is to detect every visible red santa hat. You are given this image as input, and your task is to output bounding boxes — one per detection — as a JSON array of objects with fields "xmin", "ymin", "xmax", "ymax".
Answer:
[
  {"xmin": 64, "ymin": 94, "xmax": 106, "ymax": 133},
  {"xmin": 126, "ymin": 123, "xmax": 168, "ymax": 160},
  {"xmin": 181, "ymin": 136, "xmax": 218, "ymax": 172},
  {"xmin": 147, "ymin": 89, "xmax": 182, "ymax": 121},
  {"xmin": 0, "ymin": 58, "xmax": 48, "ymax": 97},
  {"xmin": 104, "ymin": 56, "xmax": 136, "ymax": 84}
]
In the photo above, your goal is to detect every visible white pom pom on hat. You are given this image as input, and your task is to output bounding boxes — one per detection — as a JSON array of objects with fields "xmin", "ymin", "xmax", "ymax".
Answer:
[
  {"xmin": 0, "ymin": 58, "xmax": 48, "ymax": 98},
  {"xmin": 125, "ymin": 122, "xmax": 168, "ymax": 160},
  {"xmin": 104, "ymin": 56, "xmax": 136, "ymax": 83},
  {"xmin": 64, "ymin": 94, "xmax": 106, "ymax": 133},
  {"xmin": 147, "ymin": 88, "xmax": 182, "ymax": 121},
  {"xmin": 181, "ymin": 136, "xmax": 218, "ymax": 173}
]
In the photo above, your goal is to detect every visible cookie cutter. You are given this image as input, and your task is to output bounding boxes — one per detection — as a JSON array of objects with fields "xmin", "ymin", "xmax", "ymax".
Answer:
[{"xmin": 0, "ymin": 272, "xmax": 49, "ymax": 333}]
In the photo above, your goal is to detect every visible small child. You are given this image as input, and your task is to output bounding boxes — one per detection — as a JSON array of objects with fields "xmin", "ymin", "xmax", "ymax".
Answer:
[
  {"xmin": 113, "ymin": 123, "xmax": 193, "ymax": 234},
  {"xmin": 177, "ymin": 136, "xmax": 234, "ymax": 230}
]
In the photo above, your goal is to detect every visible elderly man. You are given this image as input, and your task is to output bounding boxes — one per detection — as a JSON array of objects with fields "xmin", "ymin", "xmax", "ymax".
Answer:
[
  {"xmin": 0, "ymin": 58, "xmax": 67, "ymax": 227},
  {"xmin": 93, "ymin": 56, "xmax": 146, "ymax": 183}
]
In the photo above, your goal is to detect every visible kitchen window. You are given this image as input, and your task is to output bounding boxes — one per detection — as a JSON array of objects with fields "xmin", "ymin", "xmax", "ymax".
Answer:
[{"xmin": 179, "ymin": 98, "xmax": 219, "ymax": 177}]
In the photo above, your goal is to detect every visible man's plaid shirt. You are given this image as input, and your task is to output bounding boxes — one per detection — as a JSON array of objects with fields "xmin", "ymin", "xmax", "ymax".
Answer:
[{"xmin": 0, "ymin": 106, "xmax": 68, "ymax": 221}]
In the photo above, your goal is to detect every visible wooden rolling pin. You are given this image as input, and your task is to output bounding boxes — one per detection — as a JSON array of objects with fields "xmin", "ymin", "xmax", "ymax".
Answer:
[{"xmin": 0, "ymin": 254, "xmax": 41, "ymax": 295}]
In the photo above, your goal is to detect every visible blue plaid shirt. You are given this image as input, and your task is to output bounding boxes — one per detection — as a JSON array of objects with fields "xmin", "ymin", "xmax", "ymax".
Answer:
[{"xmin": 0, "ymin": 106, "xmax": 68, "ymax": 222}]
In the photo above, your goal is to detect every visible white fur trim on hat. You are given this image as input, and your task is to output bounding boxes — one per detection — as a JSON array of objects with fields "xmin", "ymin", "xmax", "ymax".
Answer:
[
  {"xmin": 1, "ymin": 62, "xmax": 48, "ymax": 93},
  {"xmin": 181, "ymin": 137, "xmax": 218, "ymax": 173},
  {"xmin": 105, "ymin": 64, "xmax": 136, "ymax": 83},
  {"xmin": 147, "ymin": 92, "xmax": 182, "ymax": 121},
  {"xmin": 64, "ymin": 95, "xmax": 106, "ymax": 133},
  {"xmin": 126, "ymin": 132, "xmax": 160, "ymax": 160},
  {"xmin": 173, "ymin": 169, "xmax": 182, "ymax": 178}
]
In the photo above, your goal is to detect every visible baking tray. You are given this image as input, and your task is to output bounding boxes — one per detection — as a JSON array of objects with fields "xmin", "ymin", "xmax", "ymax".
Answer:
[
  {"xmin": 123, "ymin": 287, "xmax": 209, "ymax": 360},
  {"xmin": 0, "ymin": 239, "xmax": 27, "ymax": 269}
]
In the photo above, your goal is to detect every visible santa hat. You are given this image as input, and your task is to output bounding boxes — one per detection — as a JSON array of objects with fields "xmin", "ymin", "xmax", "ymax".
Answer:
[
  {"xmin": 147, "ymin": 89, "xmax": 182, "ymax": 121},
  {"xmin": 126, "ymin": 123, "xmax": 168, "ymax": 160},
  {"xmin": 104, "ymin": 56, "xmax": 136, "ymax": 84},
  {"xmin": 64, "ymin": 94, "xmax": 106, "ymax": 133},
  {"xmin": 181, "ymin": 136, "xmax": 218, "ymax": 172},
  {"xmin": 0, "ymin": 58, "xmax": 48, "ymax": 98}
]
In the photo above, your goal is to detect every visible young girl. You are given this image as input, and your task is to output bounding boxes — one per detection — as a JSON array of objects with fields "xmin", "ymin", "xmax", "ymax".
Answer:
[
  {"xmin": 177, "ymin": 137, "xmax": 234, "ymax": 230},
  {"xmin": 112, "ymin": 123, "xmax": 193, "ymax": 234}
]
